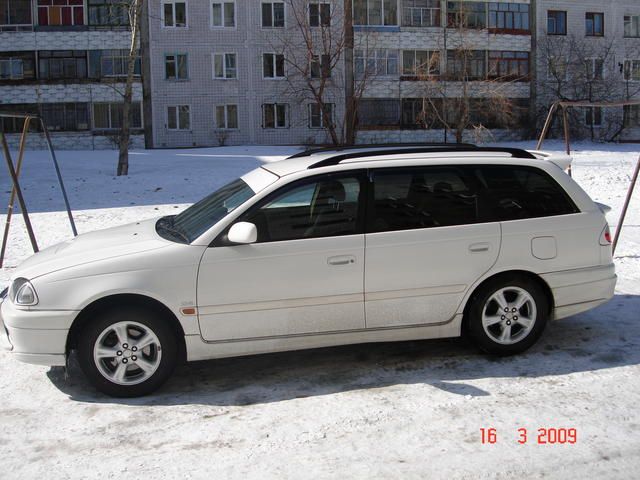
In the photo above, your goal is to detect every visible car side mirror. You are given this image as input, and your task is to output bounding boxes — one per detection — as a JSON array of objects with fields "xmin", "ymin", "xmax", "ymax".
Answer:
[{"xmin": 227, "ymin": 222, "xmax": 257, "ymax": 245}]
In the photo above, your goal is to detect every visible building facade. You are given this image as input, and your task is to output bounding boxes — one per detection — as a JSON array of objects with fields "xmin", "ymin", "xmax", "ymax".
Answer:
[
  {"xmin": 0, "ymin": 0, "xmax": 144, "ymax": 149},
  {"xmin": 535, "ymin": 0, "xmax": 640, "ymax": 141}
]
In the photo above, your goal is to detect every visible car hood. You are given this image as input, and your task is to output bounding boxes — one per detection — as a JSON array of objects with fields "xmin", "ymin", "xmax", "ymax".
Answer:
[{"xmin": 13, "ymin": 218, "xmax": 170, "ymax": 280}]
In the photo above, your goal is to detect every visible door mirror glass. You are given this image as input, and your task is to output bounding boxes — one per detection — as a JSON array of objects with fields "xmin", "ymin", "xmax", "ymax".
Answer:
[{"xmin": 227, "ymin": 222, "xmax": 258, "ymax": 244}]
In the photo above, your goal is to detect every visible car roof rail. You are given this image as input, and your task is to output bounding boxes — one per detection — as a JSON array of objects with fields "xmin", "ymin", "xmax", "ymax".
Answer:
[
  {"xmin": 306, "ymin": 146, "xmax": 537, "ymax": 169},
  {"xmin": 287, "ymin": 142, "xmax": 477, "ymax": 159}
]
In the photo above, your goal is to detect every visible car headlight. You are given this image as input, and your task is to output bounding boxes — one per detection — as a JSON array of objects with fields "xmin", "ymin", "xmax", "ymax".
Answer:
[{"xmin": 9, "ymin": 278, "xmax": 38, "ymax": 306}]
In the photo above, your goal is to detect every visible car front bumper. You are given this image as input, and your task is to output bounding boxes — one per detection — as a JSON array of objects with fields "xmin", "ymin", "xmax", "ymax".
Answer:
[{"xmin": 0, "ymin": 295, "xmax": 75, "ymax": 367}]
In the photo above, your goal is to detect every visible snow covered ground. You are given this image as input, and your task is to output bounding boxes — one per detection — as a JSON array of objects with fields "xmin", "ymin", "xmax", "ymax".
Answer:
[{"xmin": 0, "ymin": 141, "xmax": 638, "ymax": 479}]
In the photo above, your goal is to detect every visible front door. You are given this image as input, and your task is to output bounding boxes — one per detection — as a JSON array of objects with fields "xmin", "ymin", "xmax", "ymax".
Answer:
[
  {"xmin": 197, "ymin": 172, "xmax": 366, "ymax": 342},
  {"xmin": 364, "ymin": 166, "xmax": 500, "ymax": 328}
]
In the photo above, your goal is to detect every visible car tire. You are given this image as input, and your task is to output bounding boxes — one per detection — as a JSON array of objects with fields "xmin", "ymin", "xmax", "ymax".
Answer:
[
  {"xmin": 77, "ymin": 306, "xmax": 178, "ymax": 397},
  {"xmin": 466, "ymin": 275, "xmax": 549, "ymax": 356}
]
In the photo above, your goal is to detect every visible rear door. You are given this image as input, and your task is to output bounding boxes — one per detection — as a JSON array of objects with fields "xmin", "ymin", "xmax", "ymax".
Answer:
[{"xmin": 364, "ymin": 166, "xmax": 500, "ymax": 328}]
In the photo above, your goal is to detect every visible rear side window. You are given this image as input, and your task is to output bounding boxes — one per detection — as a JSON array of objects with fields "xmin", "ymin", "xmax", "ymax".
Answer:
[
  {"xmin": 475, "ymin": 166, "xmax": 579, "ymax": 222},
  {"xmin": 370, "ymin": 167, "xmax": 480, "ymax": 232}
]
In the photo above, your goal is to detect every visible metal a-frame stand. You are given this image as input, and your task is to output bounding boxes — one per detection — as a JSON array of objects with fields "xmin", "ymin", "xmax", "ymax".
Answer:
[
  {"xmin": 0, "ymin": 113, "xmax": 77, "ymax": 268},
  {"xmin": 536, "ymin": 100, "xmax": 640, "ymax": 255}
]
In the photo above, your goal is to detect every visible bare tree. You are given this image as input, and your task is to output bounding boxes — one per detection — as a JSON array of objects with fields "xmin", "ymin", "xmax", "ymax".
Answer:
[
  {"xmin": 117, "ymin": 0, "xmax": 144, "ymax": 176},
  {"xmin": 271, "ymin": 0, "xmax": 371, "ymax": 145},
  {"xmin": 537, "ymin": 33, "xmax": 640, "ymax": 140},
  {"xmin": 415, "ymin": 5, "xmax": 524, "ymax": 143}
]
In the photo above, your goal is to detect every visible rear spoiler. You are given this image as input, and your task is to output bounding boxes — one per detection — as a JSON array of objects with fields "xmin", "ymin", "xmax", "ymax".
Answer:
[{"xmin": 527, "ymin": 150, "xmax": 573, "ymax": 171}]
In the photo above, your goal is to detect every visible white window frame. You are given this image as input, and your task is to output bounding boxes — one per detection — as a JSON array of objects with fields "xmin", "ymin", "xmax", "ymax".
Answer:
[
  {"xmin": 402, "ymin": 49, "xmax": 440, "ymax": 77},
  {"xmin": 262, "ymin": 103, "xmax": 289, "ymax": 128},
  {"xmin": 167, "ymin": 105, "xmax": 191, "ymax": 130},
  {"xmin": 310, "ymin": 53, "xmax": 331, "ymax": 79},
  {"xmin": 161, "ymin": 0, "xmax": 187, "ymax": 28},
  {"xmin": 585, "ymin": 57, "xmax": 605, "ymax": 80},
  {"xmin": 547, "ymin": 56, "xmax": 568, "ymax": 81},
  {"xmin": 308, "ymin": 103, "xmax": 334, "ymax": 128},
  {"xmin": 623, "ymin": 59, "xmax": 640, "ymax": 82},
  {"xmin": 0, "ymin": 57, "xmax": 25, "ymax": 80},
  {"xmin": 584, "ymin": 106, "xmax": 603, "ymax": 127},
  {"xmin": 624, "ymin": 15, "xmax": 640, "ymax": 38},
  {"xmin": 354, "ymin": 48, "xmax": 399, "ymax": 78},
  {"xmin": 263, "ymin": 52, "xmax": 286, "ymax": 79},
  {"xmin": 309, "ymin": 2, "xmax": 331, "ymax": 27},
  {"xmin": 215, "ymin": 104, "xmax": 238, "ymax": 129},
  {"xmin": 210, "ymin": 1, "xmax": 236, "ymax": 28},
  {"xmin": 261, "ymin": 1, "xmax": 286, "ymax": 28},
  {"xmin": 212, "ymin": 52, "xmax": 237, "ymax": 79},
  {"xmin": 164, "ymin": 53, "xmax": 189, "ymax": 80},
  {"xmin": 354, "ymin": 0, "xmax": 399, "ymax": 26}
]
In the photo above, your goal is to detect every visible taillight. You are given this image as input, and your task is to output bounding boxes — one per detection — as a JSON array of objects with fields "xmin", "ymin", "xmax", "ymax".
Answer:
[{"xmin": 600, "ymin": 225, "xmax": 612, "ymax": 246}]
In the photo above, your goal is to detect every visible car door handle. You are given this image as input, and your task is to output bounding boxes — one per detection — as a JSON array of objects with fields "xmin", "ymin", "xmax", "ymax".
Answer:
[
  {"xmin": 469, "ymin": 242, "xmax": 490, "ymax": 253},
  {"xmin": 328, "ymin": 255, "xmax": 356, "ymax": 266}
]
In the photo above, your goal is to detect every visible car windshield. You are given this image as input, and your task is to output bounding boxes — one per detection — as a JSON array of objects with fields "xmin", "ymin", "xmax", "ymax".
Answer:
[{"xmin": 156, "ymin": 178, "xmax": 255, "ymax": 244}]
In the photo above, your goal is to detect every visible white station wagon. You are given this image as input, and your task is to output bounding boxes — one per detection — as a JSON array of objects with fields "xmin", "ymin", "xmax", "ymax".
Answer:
[{"xmin": 0, "ymin": 145, "xmax": 616, "ymax": 397}]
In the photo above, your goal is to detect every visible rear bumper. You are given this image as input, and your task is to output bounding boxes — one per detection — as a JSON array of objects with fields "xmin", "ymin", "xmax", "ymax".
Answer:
[
  {"xmin": 0, "ymin": 298, "xmax": 74, "ymax": 367},
  {"xmin": 541, "ymin": 264, "xmax": 617, "ymax": 320}
]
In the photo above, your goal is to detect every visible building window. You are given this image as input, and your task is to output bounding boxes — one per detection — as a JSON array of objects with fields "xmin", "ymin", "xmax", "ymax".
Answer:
[
  {"xmin": 37, "ymin": 0, "xmax": 84, "ymax": 26},
  {"xmin": 263, "ymin": 53, "xmax": 285, "ymax": 78},
  {"xmin": 0, "ymin": 0, "xmax": 32, "ymax": 29},
  {"xmin": 357, "ymin": 98, "xmax": 400, "ymax": 127},
  {"xmin": 165, "ymin": 53, "xmax": 188, "ymax": 80},
  {"xmin": 585, "ymin": 107, "xmax": 602, "ymax": 127},
  {"xmin": 0, "ymin": 51, "xmax": 35, "ymax": 80},
  {"xmin": 488, "ymin": 2, "xmax": 529, "ymax": 33},
  {"xmin": 213, "ymin": 53, "xmax": 236, "ymax": 79},
  {"xmin": 401, "ymin": 98, "xmax": 428, "ymax": 128},
  {"xmin": 402, "ymin": 49, "xmax": 439, "ymax": 77},
  {"xmin": 447, "ymin": 1, "xmax": 486, "ymax": 29},
  {"xmin": 215, "ymin": 104, "xmax": 238, "ymax": 129},
  {"xmin": 447, "ymin": 50, "xmax": 485, "ymax": 80},
  {"xmin": 624, "ymin": 60, "xmax": 640, "ymax": 81},
  {"xmin": 623, "ymin": 105, "xmax": 640, "ymax": 127},
  {"xmin": 38, "ymin": 50, "xmax": 87, "ymax": 79},
  {"xmin": 402, "ymin": 0, "xmax": 439, "ymax": 27},
  {"xmin": 87, "ymin": 0, "xmax": 130, "ymax": 26},
  {"xmin": 548, "ymin": 57, "xmax": 568, "ymax": 81},
  {"xmin": 585, "ymin": 12, "xmax": 603, "ymax": 36},
  {"xmin": 585, "ymin": 57, "xmax": 604, "ymax": 80},
  {"xmin": 88, "ymin": 49, "xmax": 141, "ymax": 78},
  {"xmin": 262, "ymin": 103, "xmax": 288, "ymax": 128},
  {"xmin": 163, "ymin": 1, "xmax": 187, "ymax": 27},
  {"xmin": 354, "ymin": 48, "xmax": 398, "ymax": 78},
  {"xmin": 309, "ymin": 2, "xmax": 330, "ymax": 26},
  {"xmin": 353, "ymin": 0, "xmax": 398, "ymax": 26},
  {"xmin": 41, "ymin": 103, "xmax": 89, "ymax": 131},
  {"xmin": 488, "ymin": 51, "xmax": 529, "ymax": 80},
  {"xmin": 93, "ymin": 102, "xmax": 142, "ymax": 130},
  {"xmin": 310, "ymin": 54, "xmax": 331, "ymax": 78},
  {"xmin": 309, "ymin": 103, "xmax": 333, "ymax": 128},
  {"xmin": 167, "ymin": 105, "xmax": 190, "ymax": 130},
  {"xmin": 624, "ymin": 15, "xmax": 640, "ymax": 38},
  {"xmin": 211, "ymin": 1, "xmax": 235, "ymax": 27},
  {"xmin": 262, "ymin": 2, "xmax": 285, "ymax": 27},
  {"xmin": 547, "ymin": 10, "xmax": 566, "ymax": 35}
]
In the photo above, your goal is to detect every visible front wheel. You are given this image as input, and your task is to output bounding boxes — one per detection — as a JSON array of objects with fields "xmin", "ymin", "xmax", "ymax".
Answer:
[
  {"xmin": 77, "ymin": 307, "xmax": 178, "ymax": 397},
  {"xmin": 466, "ymin": 276, "xmax": 549, "ymax": 356}
]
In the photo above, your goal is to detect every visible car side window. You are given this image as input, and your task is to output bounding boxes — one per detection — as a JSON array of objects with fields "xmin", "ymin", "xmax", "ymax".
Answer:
[
  {"xmin": 474, "ymin": 166, "xmax": 579, "ymax": 221},
  {"xmin": 370, "ymin": 167, "xmax": 480, "ymax": 233},
  {"xmin": 242, "ymin": 174, "xmax": 363, "ymax": 242}
]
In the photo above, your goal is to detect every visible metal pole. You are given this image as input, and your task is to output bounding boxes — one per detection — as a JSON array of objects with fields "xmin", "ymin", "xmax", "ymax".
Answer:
[
  {"xmin": 536, "ymin": 102, "xmax": 558, "ymax": 150},
  {"xmin": 612, "ymin": 154, "xmax": 640, "ymax": 255},
  {"xmin": 561, "ymin": 105, "xmax": 572, "ymax": 176},
  {"xmin": 0, "ymin": 131, "xmax": 38, "ymax": 254},
  {"xmin": 41, "ymin": 119, "xmax": 77, "ymax": 236},
  {"xmin": 0, "ymin": 117, "xmax": 31, "ymax": 268}
]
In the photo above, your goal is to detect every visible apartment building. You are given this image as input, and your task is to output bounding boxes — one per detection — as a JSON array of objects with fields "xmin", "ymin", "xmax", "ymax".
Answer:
[
  {"xmin": 144, "ymin": 0, "xmax": 533, "ymax": 147},
  {"xmin": 536, "ymin": 0, "xmax": 640, "ymax": 140},
  {"xmin": 0, "ymin": 0, "xmax": 143, "ymax": 149}
]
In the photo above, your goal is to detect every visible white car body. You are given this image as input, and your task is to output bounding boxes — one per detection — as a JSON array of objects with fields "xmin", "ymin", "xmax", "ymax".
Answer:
[{"xmin": 1, "ymin": 147, "xmax": 616, "ymax": 372}]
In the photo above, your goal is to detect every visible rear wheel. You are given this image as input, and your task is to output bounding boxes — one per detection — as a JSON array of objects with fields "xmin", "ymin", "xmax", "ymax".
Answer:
[
  {"xmin": 77, "ymin": 307, "xmax": 178, "ymax": 397},
  {"xmin": 466, "ymin": 275, "xmax": 549, "ymax": 355}
]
